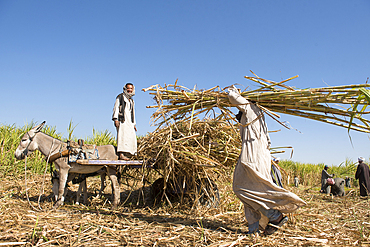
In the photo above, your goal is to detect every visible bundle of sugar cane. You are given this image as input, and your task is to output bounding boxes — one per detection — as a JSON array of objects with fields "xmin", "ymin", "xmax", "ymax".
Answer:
[
  {"xmin": 143, "ymin": 72, "xmax": 370, "ymax": 133},
  {"xmin": 137, "ymin": 119, "xmax": 240, "ymax": 170}
]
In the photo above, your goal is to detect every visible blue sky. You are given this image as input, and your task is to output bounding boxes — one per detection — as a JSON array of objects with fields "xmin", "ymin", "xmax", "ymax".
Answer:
[{"xmin": 1, "ymin": 1, "xmax": 369, "ymax": 166}]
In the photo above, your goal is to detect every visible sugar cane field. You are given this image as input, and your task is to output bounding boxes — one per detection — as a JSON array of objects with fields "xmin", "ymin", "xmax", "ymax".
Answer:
[{"xmin": 1, "ymin": 120, "xmax": 370, "ymax": 246}]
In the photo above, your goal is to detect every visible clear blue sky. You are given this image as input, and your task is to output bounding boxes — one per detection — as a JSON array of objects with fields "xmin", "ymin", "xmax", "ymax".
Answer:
[{"xmin": 1, "ymin": 1, "xmax": 369, "ymax": 166}]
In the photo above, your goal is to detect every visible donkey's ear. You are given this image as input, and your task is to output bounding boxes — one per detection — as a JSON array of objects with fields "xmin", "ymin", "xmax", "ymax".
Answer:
[{"xmin": 35, "ymin": 121, "xmax": 46, "ymax": 132}]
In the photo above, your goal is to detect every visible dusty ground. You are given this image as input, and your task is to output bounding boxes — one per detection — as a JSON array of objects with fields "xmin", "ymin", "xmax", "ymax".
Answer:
[{"xmin": 0, "ymin": 174, "xmax": 369, "ymax": 247}]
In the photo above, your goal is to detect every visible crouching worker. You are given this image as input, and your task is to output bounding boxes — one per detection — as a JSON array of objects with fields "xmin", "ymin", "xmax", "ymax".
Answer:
[
  {"xmin": 228, "ymin": 86, "xmax": 306, "ymax": 235},
  {"xmin": 320, "ymin": 165, "xmax": 334, "ymax": 194},
  {"xmin": 321, "ymin": 178, "xmax": 345, "ymax": 196}
]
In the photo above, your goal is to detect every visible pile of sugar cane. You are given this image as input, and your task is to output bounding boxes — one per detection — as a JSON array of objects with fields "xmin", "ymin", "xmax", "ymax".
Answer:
[{"xmin": 135, "ymin": 118, "xmax": 239, "ymax": 206}]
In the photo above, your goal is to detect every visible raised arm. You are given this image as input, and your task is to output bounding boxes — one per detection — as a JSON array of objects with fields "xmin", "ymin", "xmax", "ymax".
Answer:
[{"xmin": 227, "ymin": 86, "xmax": 251, "ymax": 113}]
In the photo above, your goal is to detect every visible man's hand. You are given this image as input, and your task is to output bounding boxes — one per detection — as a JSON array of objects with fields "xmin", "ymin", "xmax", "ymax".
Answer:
[
  {"xmin": 227, "ymin": 86, "xmax": 249, "ymax": 106},
  {"xmin": 114, "ymin": 120, "xmax": 120, "ymax": 128}
]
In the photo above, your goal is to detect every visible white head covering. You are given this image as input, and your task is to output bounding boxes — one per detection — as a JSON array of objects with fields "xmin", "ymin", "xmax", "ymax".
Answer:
[
  {"xmin": 123, "ymin": 82, "xmax": 135, "ymax": 99},
  {"xmin": 358, "ymin": 157, "xmax": 365, "ymax": 162}
]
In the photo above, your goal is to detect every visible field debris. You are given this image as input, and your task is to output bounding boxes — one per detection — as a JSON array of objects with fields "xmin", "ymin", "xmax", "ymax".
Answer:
[{"xmin": 0, "ymin": 174, "xmax": 369, "ymax": 246}]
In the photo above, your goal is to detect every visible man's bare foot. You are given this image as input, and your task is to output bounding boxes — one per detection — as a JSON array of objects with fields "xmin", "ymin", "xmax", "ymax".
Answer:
[{"xmin": 119, "ymin": 153, "xmax": 130, "ymax": 161}]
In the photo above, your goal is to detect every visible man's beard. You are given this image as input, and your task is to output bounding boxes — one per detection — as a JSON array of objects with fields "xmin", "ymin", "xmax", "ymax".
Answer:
[{"xmin": 123, "ymin": 87, "xmax": 135, "ymax": 99}]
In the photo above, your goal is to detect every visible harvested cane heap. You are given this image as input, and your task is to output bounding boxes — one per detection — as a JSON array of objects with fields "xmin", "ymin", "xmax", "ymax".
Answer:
[{"xmin": 138, "ymin": 72, "xmax": 370, "ymax": 206}]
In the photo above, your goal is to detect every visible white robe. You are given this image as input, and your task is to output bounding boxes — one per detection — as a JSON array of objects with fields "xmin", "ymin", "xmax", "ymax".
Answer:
[
  {"xmin": 228, "ymin": 88, "xmax": 306, "ymax": 228},
  {"xmin": 112, "ymin": 94, "xmax": 137, "ymax": 155}
]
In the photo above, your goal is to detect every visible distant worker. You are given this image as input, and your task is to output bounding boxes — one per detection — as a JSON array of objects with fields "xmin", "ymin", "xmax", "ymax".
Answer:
[
  {"xmin": 345, "ymin": 176, "xmax": 351, "ymax": 188},
  {"xmin": 227, "ymin": 86, "xmax": 305, "ymax": 236},
  {"xmin": 355, "ymin": 157, "xmax": 370, "ymax": 197},
  {"xmin": 271, "ymin": 157, "xmax": 283, "ymax": 188},
  {"xmin": 321, "ymin": 177, "xmax": 345, "ymax": 196},
  {"xmin": 294, "ymin": 176, "xmax": 299, "ymax": 188},
  {"xmin": 320, "ymin": 165, "xmax": 334, "ymax": 194},
  {"xmin": 112, "ymin": 82, "xmax": 137, "ymax": 161}
]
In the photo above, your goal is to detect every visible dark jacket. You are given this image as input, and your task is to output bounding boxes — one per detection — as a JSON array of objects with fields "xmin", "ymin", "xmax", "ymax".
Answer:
[
  {"xmin": 355, "ymin": 162, "xmax": 370, "ymax": 196},
  {"xmin": 321, "ymin": 169, "xmax": 334, "ymax": 192},
  {"xmin": 271, "ymin": 164, "xmax": 283, "ymax": 188}
]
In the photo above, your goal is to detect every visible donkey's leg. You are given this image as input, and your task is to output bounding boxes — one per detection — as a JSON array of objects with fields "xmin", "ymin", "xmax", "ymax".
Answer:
[
  {"xmin": 76, "ymin": 182, "xmax": 82, "ymax": 204},
  {"xmin": 52, "ymin": 172, "xmax": 70, "ymax": 202},
  {"xmin": 76, "ymin": 179, "xmax": 87, "ymax": 205},
  {"xmin": 95, "ymin": 168, "xmax": 107, "ymax": 197},
  {"xmin": 82, "ymin": 179, "xmax": 88, "ymax": 204},
  {"xmin": 52, "ymin": 179, "xmax": 59, "ymax": 202},
  {"xmin": 54, "ymin": 168, "xmax": 69, "ymax": 208},
  {"xmin": 107, "ymin": 166, "xmax": 120, "ymax": 209}
]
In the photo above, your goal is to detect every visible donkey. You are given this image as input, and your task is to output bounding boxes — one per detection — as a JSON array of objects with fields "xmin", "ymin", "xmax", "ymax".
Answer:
[{"xmin": 14, "ymin": 121, "xmax": 120, "ymax": 209}]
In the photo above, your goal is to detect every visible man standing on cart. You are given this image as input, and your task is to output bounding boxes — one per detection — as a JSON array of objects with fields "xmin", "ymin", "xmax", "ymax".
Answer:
[{"xmin": 112, "ymin": 82, "xmax": 137, "ymax": 160}]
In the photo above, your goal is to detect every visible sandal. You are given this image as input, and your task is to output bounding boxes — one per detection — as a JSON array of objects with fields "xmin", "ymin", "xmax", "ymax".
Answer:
[{"xmin": 264, "ymin": 216, "xmax": 288, "ymax": 235}]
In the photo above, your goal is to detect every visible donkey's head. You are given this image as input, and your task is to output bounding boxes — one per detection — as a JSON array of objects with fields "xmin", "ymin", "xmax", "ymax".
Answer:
[{"xmin": 14, "ymin": 121, "xmax": 46, "ymax": 160}]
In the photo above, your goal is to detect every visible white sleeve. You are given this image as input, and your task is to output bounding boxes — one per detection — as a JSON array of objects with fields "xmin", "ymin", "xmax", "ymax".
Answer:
[{"xmin": 227, "ymin": 87, "xmax": 250, "ymax": 112}]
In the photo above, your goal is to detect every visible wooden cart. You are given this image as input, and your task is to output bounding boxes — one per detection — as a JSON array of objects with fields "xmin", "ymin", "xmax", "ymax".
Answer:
[{"xmin": 76, "ymin": 159, "xmax": 154, "ymax": 169}]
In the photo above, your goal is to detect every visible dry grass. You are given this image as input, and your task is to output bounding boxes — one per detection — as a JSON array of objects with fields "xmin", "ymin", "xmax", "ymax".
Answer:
[{"xmin": 1, "ymin": 173, "xmax": 369, "ymax": 246}]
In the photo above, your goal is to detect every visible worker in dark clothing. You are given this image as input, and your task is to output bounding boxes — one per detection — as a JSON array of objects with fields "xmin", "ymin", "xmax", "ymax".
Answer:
[
  {"xmin": 355, "ymin": 157, "xmax": 370, "ymax": 197},
  {"xmin": 271, "ymin": 157, "xmax": 283, "ymax": 188},
  {"xmin": 345, "ymin": 176, "xmax": 351, "ymax": 188},
  {"xmin": 320, "ymin": 165, "xmax": 334, "ymax": 194}
]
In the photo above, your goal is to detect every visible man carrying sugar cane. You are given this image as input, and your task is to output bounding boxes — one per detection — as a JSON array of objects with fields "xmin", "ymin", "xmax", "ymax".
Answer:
[
  {"xmin": 112, "ymin": 82, "xmax": 137, "ymax": 160},
  {"xmin": 227, "ymin": 86, "xmax": 306, "ymax": 235}
]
